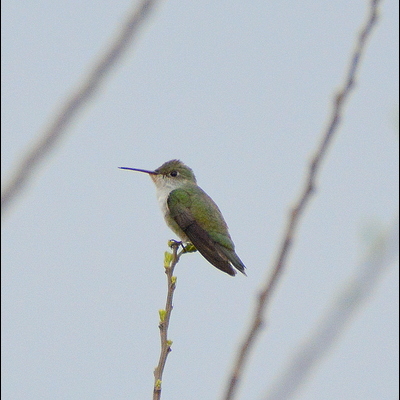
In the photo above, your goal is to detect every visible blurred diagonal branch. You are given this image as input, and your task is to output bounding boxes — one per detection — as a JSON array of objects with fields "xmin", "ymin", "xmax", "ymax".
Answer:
[
  {"xmin": 223, "ymin": 1, "xmax": 382, "ymax": 399},
  {"xmin": 1, "ymin": 0, "xmax": 159, "ymax": 217},
  {"xmin": 263, "ymin": 217, "xmax": 399, "ymax": 400}
]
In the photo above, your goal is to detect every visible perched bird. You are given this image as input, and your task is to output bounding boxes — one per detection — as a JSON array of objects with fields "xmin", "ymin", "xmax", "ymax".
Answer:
[{"xmin": 119, "ymin": 160, "xmax": 246, "ymax": 276}]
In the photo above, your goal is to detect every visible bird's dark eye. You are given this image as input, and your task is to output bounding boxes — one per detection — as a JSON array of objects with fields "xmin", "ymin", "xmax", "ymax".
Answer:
[{"xmin": 170, "ymin": 170, "xmax": 178, "ymax": 177}]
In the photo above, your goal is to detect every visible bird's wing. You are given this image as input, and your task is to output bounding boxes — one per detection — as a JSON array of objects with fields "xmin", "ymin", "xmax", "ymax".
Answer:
[{"xmin": 167, "ymin": 188, "xmax": 236, "ymax": 276}]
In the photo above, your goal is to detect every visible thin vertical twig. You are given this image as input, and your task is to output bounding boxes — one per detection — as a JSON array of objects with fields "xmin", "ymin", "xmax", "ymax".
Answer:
[
  {"xmin": 223, "ymin": 1, "xmax": 382, "ymax": 399},
  {"xmin": 1, "ymin": 0, "xmax": 160, "ymax": 216},
  {"xmin": 153, "ymin": 242, "xmax": 183, "ymax": 400}
]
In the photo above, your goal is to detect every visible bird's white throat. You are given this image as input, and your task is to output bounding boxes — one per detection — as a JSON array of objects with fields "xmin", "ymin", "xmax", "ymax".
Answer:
[{"xmin": 153, "ymin": 177, "xmax": 183, "ymax": 216}]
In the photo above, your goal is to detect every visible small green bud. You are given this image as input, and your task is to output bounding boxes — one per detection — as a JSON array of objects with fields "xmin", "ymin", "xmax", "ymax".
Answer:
[
  {"xmin": 155, "ymin": 379, "xmax": 162, "ymax": 390},
  {"xmin": 164, "ymin": 251, "xmax": 173, "ymax": 268},
  {"xmin": 171, "ymin": 276, "xmax": 177, "ymax": 285},
  {"xmin": 184, "ymin": 243, "xmax": 197, "ymax": 253},
  {"xmin": 166, "ymin": 340, "xmax": 173, "ymax": 347},
  {"xmin": 159, "ymin": 309, "xmax": 166, "ymax": 322}
]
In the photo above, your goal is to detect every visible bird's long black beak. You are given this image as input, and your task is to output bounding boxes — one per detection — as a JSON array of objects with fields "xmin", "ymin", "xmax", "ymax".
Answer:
[{"xmin": 118, "ymin": 167, "xmax": 158, "ymax": 175}]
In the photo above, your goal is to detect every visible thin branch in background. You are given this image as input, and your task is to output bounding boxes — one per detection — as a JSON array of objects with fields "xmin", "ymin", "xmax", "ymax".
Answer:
[
  {"xmin": 263, "ymin": 218, "xmax": 399, "ymax": 400},
  {"xmin": 222, "ymin": 1, "xmax": 382, "ymax": 399},
  {"xmin": 1, "ymin": 0, "xmax": 159, "ymax": 217},
  {"xmin": 153, "ymin": 241, "xmax": 185, "ymax": 400}
]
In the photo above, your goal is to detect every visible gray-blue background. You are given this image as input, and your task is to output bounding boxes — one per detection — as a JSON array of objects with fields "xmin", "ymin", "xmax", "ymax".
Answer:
[{"xmin": 2, "ymin": 1, "xmax": 398, "ymax": 399}]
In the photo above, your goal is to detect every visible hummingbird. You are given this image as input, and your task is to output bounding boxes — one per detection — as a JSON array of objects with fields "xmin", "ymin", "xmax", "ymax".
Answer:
[{"xmin": 119, "ymin": 160, "xmax": 246, "ymax": 276}]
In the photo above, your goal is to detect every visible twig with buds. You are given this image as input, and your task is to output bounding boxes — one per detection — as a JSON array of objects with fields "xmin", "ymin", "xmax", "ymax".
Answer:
[{"xmin": 153, "ymin": 241, "xmax": 195, "ymax": 400}]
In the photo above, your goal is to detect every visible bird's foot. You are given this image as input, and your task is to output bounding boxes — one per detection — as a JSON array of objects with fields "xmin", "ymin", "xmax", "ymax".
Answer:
[
  {"xmin": 167, "ymin": 240, "xmax": 197, "ymax": 253},
  {"xmin": 168, "ymin": 239, "xmax": 182, "ymax": 250}
]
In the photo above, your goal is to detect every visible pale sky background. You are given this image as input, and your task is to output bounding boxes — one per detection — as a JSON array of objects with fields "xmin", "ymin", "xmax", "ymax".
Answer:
[{"xmin": 2, "ymin": 1, "xmax": 399, "ymax": 399}]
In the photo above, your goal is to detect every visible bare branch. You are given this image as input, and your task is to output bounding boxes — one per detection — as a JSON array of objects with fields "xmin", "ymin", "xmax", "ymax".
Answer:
[
  {"xmin": 223, "ymin": 1, "xmax": 382, "ymax": 399},
  {"xmin": 1, "ymin": 0, "xmax": 159, "ymax": 217},
  {"xmin": 264, "ymin": 218, "xmax": 399, "ymax": 400}
]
